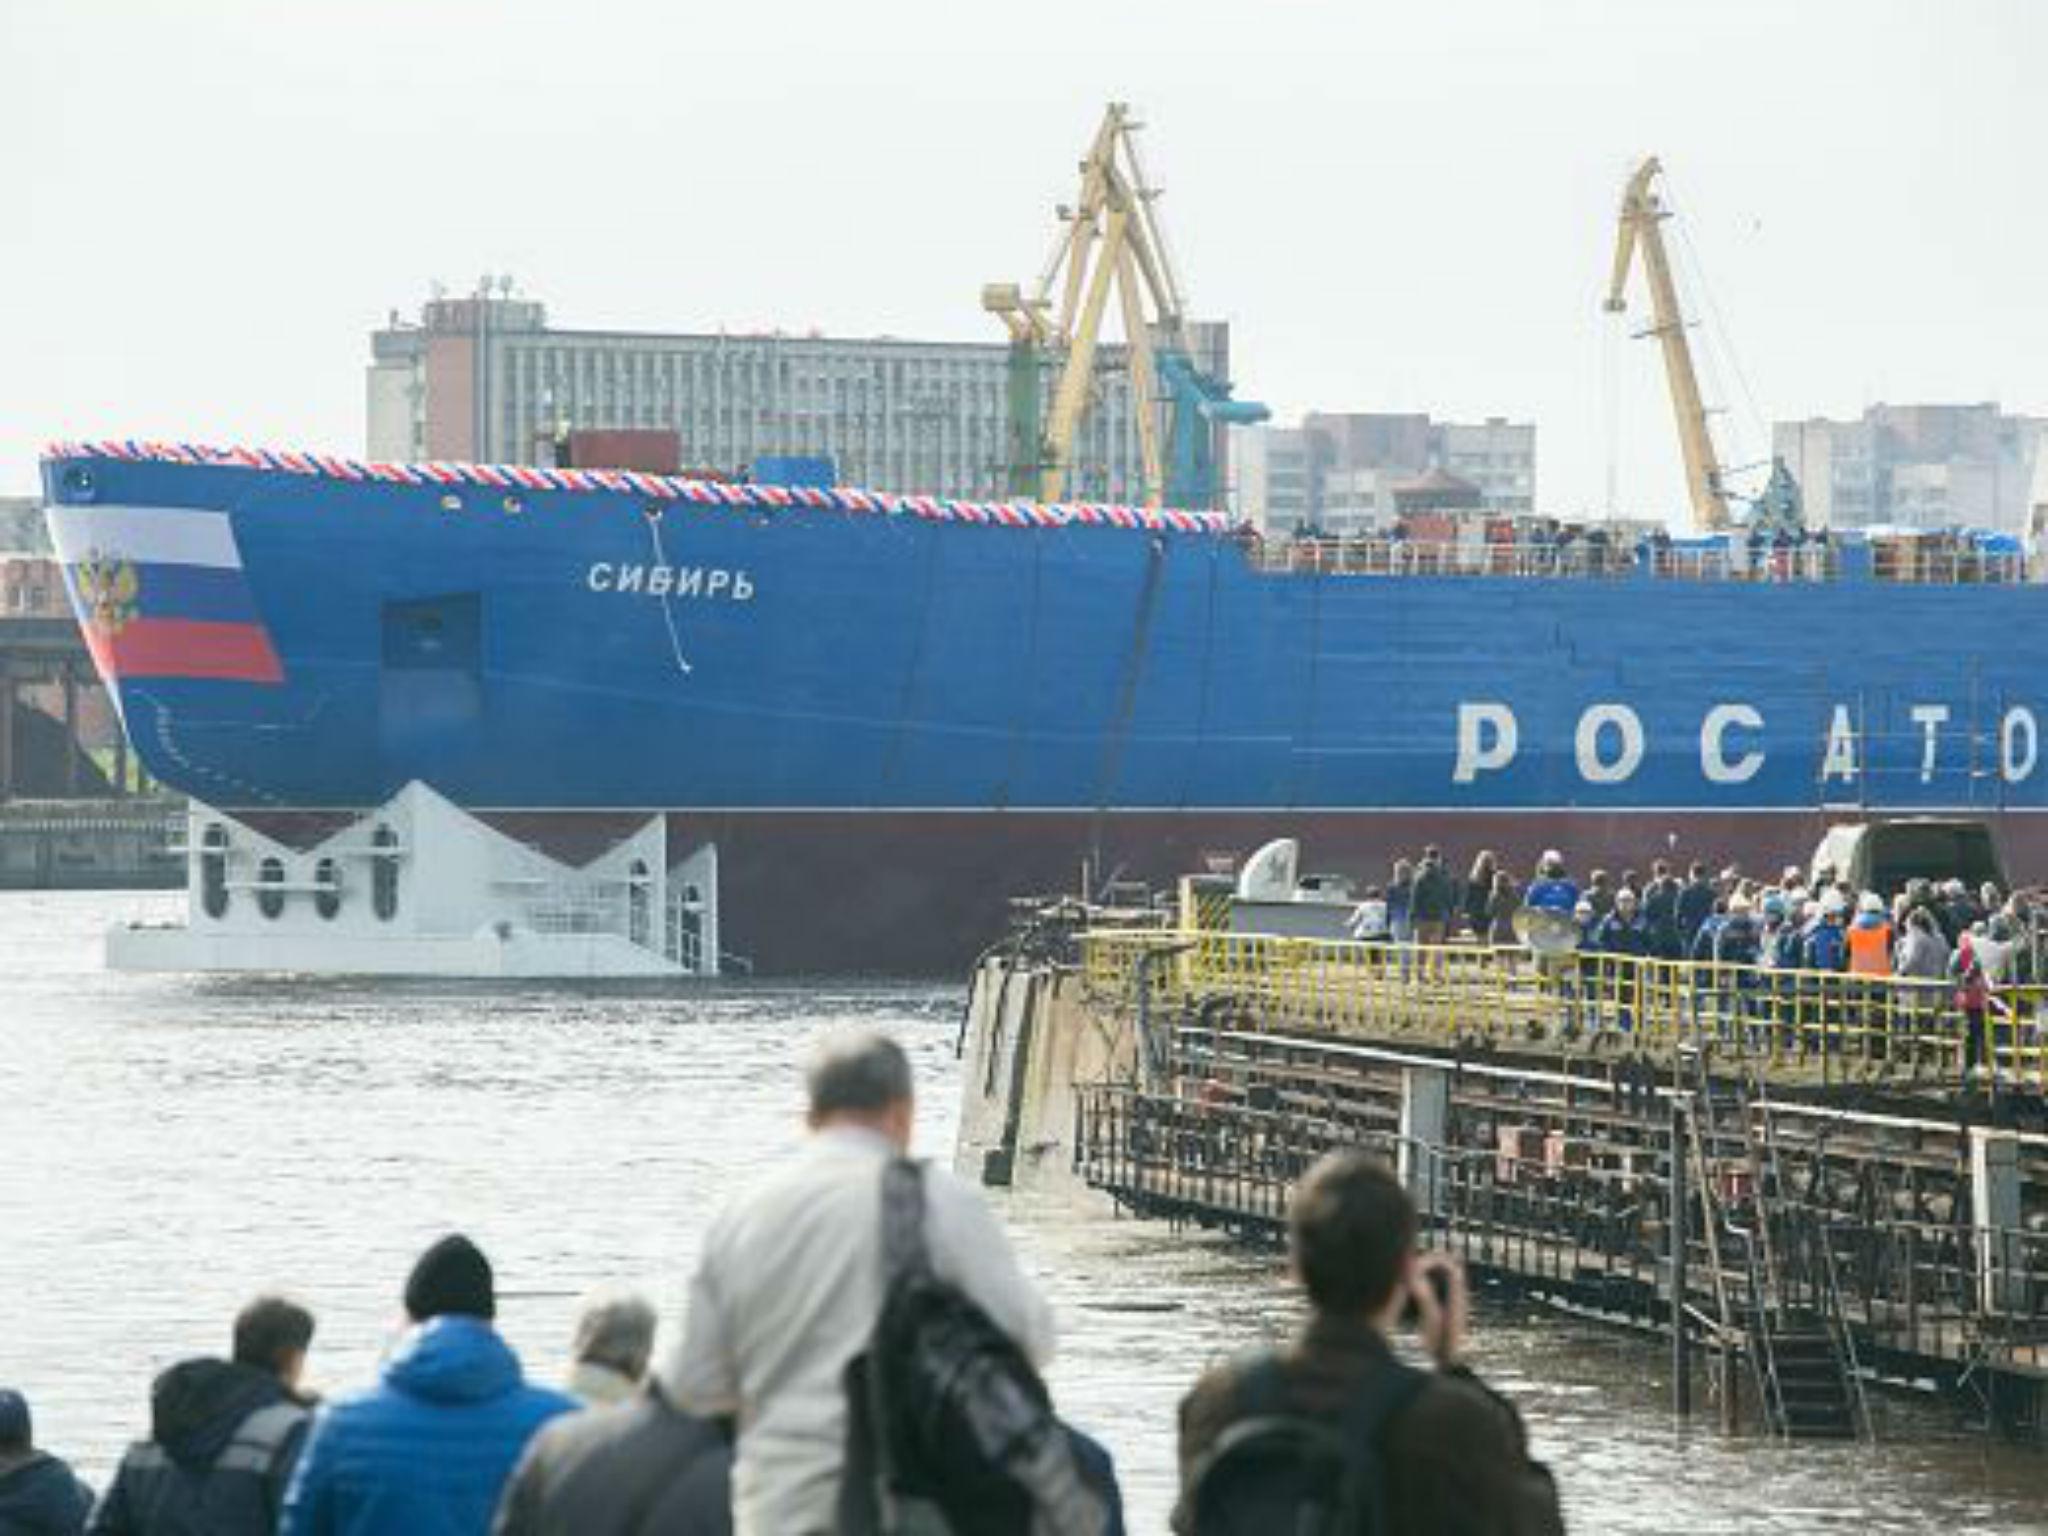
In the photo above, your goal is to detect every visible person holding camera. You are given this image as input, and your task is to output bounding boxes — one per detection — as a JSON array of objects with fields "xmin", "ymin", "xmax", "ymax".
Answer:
[{"xmin": 1173, "ymin": 1150, "xmax": 1564, "ymax": 1535}]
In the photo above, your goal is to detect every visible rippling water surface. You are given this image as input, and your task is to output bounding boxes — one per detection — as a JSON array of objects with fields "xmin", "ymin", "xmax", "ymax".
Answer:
[{"xmin": 2, "ymin": 891, "xmax": 2043, "ymax": 1533}]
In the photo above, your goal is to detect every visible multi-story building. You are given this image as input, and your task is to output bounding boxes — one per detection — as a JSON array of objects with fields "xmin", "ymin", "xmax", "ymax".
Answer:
[
  {"xmin": 1431, "ymin": 418, "xmax": 1537, "ymax": 514},
  {"xmin": 0, "ymin": 497, "xmax": 48, "ymax": 555},
  {"xmin": 1773, "ymin": 404, "xmax": 2045, "ymax": 534},
  {"xmin": 1235, "ymin": 426, "xmax": 1320, "ymax": 530},
  {"xmin": 368, "ymin": 289, "xmax": 1235, "ymax": 507},
  {"xmin": 1240, "ymin": 412, "xmax": 1536, "ymax": 533}
]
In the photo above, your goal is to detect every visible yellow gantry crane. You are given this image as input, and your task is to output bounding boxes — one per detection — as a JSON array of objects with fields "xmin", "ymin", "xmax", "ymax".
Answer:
[
  {"xmin": 982, "ymin": 103, "xmax": 1263, "ymax": 508},
  {"xmin": 1604, "ymin": 157, "xmax": 1733, "ymax": 533}
]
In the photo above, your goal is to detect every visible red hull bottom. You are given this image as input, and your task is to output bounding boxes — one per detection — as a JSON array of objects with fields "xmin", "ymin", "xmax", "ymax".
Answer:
[
  {"xmin": 238, "ymin": 805, "xmax": 2048, "ymax": 976},
  {"xmin": 643, "ymin": 808, "xmax": 2048, "ymax": 976}
]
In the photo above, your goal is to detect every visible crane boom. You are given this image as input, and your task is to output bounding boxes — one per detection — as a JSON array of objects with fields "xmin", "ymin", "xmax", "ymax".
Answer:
[
  {"xmin": 1604, "ymin": 157, "xmax": 1731, "ymax": 533},
  {"xmin": 985, "ymin": 102, "xmax": 1264, "ymax": 508}
]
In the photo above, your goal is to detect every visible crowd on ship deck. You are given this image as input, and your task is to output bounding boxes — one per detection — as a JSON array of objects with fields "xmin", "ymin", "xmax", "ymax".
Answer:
[
  {"xmin": 1343, "ymin": 844, "xmax": 2048, "ymax": 1078},
  {"xmin": 0, "ymin": 1033, "xmax": 1566, "ymax": 1536}
]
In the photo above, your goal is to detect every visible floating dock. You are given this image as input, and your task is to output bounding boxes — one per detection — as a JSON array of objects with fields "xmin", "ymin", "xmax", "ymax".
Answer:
[{"xmin": 955, "ymin": 904, "xmax": 2048, "ymax": 1441}]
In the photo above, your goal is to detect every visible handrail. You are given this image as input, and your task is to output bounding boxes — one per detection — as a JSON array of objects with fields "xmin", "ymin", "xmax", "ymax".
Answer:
[
  {"xmin": 1817, "ymin": 1219, "xmax": 1876, "ymax": 1441},
  {"xmin": 1726, "ymin": 1217, "xmax": 1786, "ymax": 1434},
  {"xmin": 1240, "ymin": 533, "xmax": 2033, "ymax": 586},
  {"xmin": 1082, "ymin": 927, "xmax": 2048, "ymax": 1093}
]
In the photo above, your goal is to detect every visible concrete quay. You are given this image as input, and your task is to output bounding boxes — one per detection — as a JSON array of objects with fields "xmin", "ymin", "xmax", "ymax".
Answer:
[{"xmin": 0, "ymin": 798, "xmax": 184, "ymax": 890}]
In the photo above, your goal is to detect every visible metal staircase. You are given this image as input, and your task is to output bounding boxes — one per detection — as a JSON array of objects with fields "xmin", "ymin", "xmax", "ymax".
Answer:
[{"xmin": 1684, "ymin": 1052, "xmax": 1872, "ymax": 1440}]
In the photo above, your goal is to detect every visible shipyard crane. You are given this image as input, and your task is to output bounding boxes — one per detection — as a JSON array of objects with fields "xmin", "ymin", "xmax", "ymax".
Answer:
[
  {"xmin": 1604, "ymin": 157, "xmax": 1733, "ymax": 533},
  {"xmin": 983, "ymin": 103, "xmax": 1266, "ymax": 508}
]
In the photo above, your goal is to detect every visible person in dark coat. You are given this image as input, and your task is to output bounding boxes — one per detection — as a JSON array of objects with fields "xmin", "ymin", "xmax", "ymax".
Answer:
[
  {"xmin": 1174, "ymin": 1152, "xmax": 1563, "ymax": 1535},
  {"xmin": 491, "ymin": 1382, "xmax": 732, "ymax": 1536},
  {"xmin": 90, "ymin": 1296, "xmax": 316, "ymax": 1536},
  {"xmin": 1461, "ymin": 852, "xmax": 1498, "ymax": 938},
  {"xmin": 1590, "ymin": 890, "xmax": 1651, "ymax": 958},
  {"xmin": 1674, "ymin": 862, "xmax": 1716, "ymax": 953},
  {"xmin": 1409, "ymin": 847, "xmax": 1455, "ymax": 945},
  {"xmin": 1584, "ymin": 870, "xmax": 1616, "ymax": 921},
  {"xmin": 1485, "ymin": 871, "xmax": 1522, "ymax": 947},
  {"xmin": 1588, "ymin": 890, "xmax": 1651, "ymax": 1032},
  {"xmin": 0, "ymin": 1389, "xmax": 92, "ymax": 1536},
  {"xmin": 1640, "ymin": 860, "xmax": 1682, "ymax": 959},
  {"xmin": 280, "ymin": 1235, "xmax": 576, "ymax": 1536}
]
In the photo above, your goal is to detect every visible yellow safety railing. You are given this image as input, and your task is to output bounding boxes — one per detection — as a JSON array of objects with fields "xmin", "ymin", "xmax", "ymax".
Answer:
[{"xmin": 1081, "ymin": 927, "xmax": 2048, "ymax": 1093}]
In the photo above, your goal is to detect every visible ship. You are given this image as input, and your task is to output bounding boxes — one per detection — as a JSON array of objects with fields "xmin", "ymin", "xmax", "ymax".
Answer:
[{"xmin": 36, "ymin": 438, "xmax": 2048, "ymax": 974}]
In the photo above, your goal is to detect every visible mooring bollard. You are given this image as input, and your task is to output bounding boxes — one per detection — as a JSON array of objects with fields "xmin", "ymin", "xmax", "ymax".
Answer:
[{"xmin": 1670, "ymin": 1095, "xmax": 1692, "ymax": 1421}]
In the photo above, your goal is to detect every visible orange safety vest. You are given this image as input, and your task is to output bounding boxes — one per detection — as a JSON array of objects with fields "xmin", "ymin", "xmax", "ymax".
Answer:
[{"xmin": 1846, "ymin": 920, "xmax": 1893, "ymax": 976}]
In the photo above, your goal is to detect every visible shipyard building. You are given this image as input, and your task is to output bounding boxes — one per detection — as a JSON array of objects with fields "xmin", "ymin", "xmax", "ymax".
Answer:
[
  {"xmin": 1773, "ymin": 403, "xmax": 2045, "ymax": 535},
  {"xmin": 367, "ymin": 289, "xmax": 1232, "ymax": 505},
  {"xmin": 1238, "ymin": 413, "xmax": 1537, "ymax": 533}
]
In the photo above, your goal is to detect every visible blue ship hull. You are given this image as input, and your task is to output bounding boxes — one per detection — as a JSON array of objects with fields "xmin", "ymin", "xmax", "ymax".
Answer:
[{"xmin": 40, "ymin": 447, "xmax": 2048, "ymax": 971}]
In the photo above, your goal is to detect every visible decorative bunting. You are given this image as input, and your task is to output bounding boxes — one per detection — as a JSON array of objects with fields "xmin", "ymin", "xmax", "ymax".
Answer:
[{"xmin": 43, "ymin": 440, "xmax": 1239, "ymax": 538}]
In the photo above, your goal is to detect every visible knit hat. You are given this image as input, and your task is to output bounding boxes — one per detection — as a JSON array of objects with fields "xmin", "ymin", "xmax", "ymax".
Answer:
[
  {"xmin": 404, "ymin": 1234, "xmax": 495, "ymax": 1322},
  {"xmin": 0, "ymin": 1389, "xmax": 29, "ymax": 1449}
]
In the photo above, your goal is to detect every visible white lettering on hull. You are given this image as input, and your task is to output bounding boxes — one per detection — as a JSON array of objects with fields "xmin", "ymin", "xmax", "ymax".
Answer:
[
  {"xmin": 1575, "ymin": 704, "xmax": 1644, "ymax": 784},
  {"xmin": 1911, "ymin": 704, "xmax": 1949, "ymax": 784},
  {"xmin": 1701, "ymin": 704, "xmax": 1764, "ymax": 784},
  {"xmin": 586, "ymin": 562, "xmax": 756, "ymax": 601},
  {"xmin": 1453, "ymin": 703, "xmax": 1519, "ymax": 783},
  {"xmin": 1449, "ymin": 698, "xmax": 2041, "ymax": 793},
  {"xmin": 1821, "ymin": 705, "xmax": 1859, "ymax": 784},
  {"xmin": 2004, "ymin": 707, "xmax": 2038, "ymax": 783}
]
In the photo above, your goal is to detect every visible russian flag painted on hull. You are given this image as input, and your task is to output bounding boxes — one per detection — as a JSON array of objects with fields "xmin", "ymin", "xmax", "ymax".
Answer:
[{"xmin": 45, "ymin": 504, "xmax": 283, "ymax": 685}]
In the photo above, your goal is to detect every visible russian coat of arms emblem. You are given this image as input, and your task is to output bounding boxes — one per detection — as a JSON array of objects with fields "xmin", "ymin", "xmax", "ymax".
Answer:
[{"xmin": 74, "ymin": 551, "xmax": 140, "ymax": 636}]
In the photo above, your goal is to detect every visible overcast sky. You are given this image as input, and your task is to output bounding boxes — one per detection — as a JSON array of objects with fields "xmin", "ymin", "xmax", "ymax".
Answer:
[{"xmin": 5, "ymin": 0, "xmax": 2042, "ymax": 512}]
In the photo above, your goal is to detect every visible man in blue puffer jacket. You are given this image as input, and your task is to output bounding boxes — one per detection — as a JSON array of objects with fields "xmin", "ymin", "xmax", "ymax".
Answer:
[{"xmin": 281, "ymin": 1235, "xmax": 575, "ymax": 1536}]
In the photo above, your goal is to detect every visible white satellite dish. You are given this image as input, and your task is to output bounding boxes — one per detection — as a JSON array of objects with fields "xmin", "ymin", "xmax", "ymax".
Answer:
[{"xmin": 1235, "ymin": 838, "xmax": 1300, "ymax": 902}]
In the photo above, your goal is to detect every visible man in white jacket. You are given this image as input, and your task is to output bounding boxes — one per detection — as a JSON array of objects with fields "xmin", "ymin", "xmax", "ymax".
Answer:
[{"xmin": 664, "ymin": 1031, "xmax": 1081, "ymax": 1535}]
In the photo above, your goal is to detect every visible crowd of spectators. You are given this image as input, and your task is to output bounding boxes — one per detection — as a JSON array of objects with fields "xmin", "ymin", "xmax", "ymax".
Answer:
[
  {"xmin": 1343, "ymin": 844, "xmax": 2047, "ymax": 1079},
  {"xmin": 0, "ymin": 1034, "xmax": 1566, "ymax": 1536},
  {"xmin": 1349, "ymin": 845, "xmax": 2043, "ymax": 979}
]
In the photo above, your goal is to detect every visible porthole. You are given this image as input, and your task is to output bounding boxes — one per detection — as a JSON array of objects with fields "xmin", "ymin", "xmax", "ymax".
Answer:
[
  {"xmin": 628, "ymin": 858, "xmax": 651, "ymax": 947},
  {"xmin": 314, "ymin": 858, "xmax": 341, "ymax": 921},
  {"xmin": 200, "ymin": 824, "xmax": 230, "ymax": 919},
  {"xmin": 257, "ymin": 857, "xmax": 286, "ymax": 920},
  {"xmin": 371, "ymin": 824, "xmax": 400, "ymax": 922}
]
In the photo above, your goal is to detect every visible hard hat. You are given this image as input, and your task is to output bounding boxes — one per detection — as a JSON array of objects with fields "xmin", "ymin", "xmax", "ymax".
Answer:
[
  {"xmin": 1858, "ymin": 892, "xmax": 1884, "ymax": 915},
  {"xmin": 1822, "ymin": 892, "xmax": 1847, "ymax": 916},
  {"xmin": 1729, "ymin": 893, "xmax": 1753, "ymax": 914},
  {"xmin": 1763, "ymin": 894, "xmax": 1787, "ymax": 918}
]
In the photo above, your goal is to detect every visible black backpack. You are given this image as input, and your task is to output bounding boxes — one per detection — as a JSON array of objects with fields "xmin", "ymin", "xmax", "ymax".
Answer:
[
  {"xmin": 1185, "ymin": 1351, "xmax": 1425, "ymax": 1536},
  {"xmin": 839, "ymin": 1158, "xmax": 1107, "ymax": 1536}
]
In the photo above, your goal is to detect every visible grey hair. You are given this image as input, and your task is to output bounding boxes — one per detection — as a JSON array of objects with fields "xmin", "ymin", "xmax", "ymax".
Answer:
[
  {"xmin": 806, "ymin": 1031, "xmax": 914, "ymax": 1119},
  {"xmin": 571, "ymin": 1287, "xmax": 658, "ymax": 1379}
]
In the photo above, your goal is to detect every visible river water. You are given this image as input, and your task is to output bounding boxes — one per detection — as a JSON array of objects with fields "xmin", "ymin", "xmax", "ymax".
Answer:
[{"xmin": 2, "ymin": 890, "xmax": 2042, "ymax": 1533}]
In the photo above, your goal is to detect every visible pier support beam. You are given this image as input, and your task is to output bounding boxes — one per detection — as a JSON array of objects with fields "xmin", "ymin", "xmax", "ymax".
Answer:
[
  {"xmin": 0, "ymin": 671, "xmax": 14, "ymax": 802},
  {"xmin": 1971, "ymin": 1129, "xmax": 2023, "ymax": 1316},
  {"xmin": 1670, "ymin": 1098, "xmax": 1693, "ymax": 1420},
  {"xmin": 61, "ymin": 663, "xmax": 78, "ymax": 797},
  {"xmin": 1399, "ymin": 1064, "xmax": 1451, "ymax": 1219}
]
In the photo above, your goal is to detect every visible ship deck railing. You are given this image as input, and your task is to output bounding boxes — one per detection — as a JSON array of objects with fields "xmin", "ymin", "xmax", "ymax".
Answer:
[
  {"xmin": 1240, "ymin": 534, "xmax": 2032, "ymax": 587},
  {"xmin": 1080, "ymin": 927, "xmax": 2048, "ymax": 1094}
]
